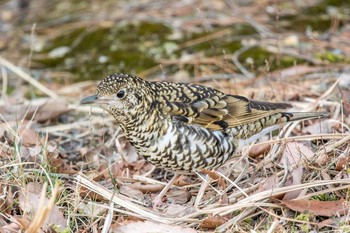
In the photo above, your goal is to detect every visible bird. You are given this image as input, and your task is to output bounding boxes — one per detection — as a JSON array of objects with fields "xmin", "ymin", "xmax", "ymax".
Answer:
[{"xmin": 81, "ymin": 73, "xmax": 327, "ymax": 205}]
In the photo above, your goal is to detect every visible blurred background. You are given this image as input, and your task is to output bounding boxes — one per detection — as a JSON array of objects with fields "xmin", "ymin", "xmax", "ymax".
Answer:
[
  {"xmin": 1, "ymin": 1, "xmax": 350, "ymax": 232},
  {"xmin": 1, "ymin": 0, "xmax": 349, "ymax": 90}
]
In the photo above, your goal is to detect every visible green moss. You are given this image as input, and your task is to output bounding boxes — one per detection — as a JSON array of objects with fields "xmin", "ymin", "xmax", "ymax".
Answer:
[
  {"xmin": 238, "ymin": 47, "xmax": 304, "ymax": 72},
  {"xmin": 310, "ymin": 193, "xmax": 339, "ymax": 201},
  {"xmin": 179, "ymin": 24, "xmax": 257, "ymax": 56},
  {"xmin": 33, "ymin": 22, "xmax": 171, "ymax": 82},
  {"xmin": 278, "ymin": 0, "xmax": 350, "ymax": 32},
  {"xmin": 295, "ymin": 213, "xmax": 311, "ymax": 232},
  {"xmin": 316, "ymin": 51, "xmax": 346, "ymax": 63},
  {"xmin": 6, "ymin": 86, "xmax": 15, "ymax": 95},
  {"xmin": 283, "ymin": 16, "xmax": 332, "ymax": 32},
  {"xmin": 304, "ymin": 0, "xmax": 350, "ymax": 15}
]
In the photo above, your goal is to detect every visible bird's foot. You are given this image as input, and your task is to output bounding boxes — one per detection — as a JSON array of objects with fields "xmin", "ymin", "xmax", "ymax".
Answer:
[
  {"xmin": 152, "ymin": 194, "xmax": 166, "ymax": 210},
  {"xmin": 151, "ymin": 174, "xmax": 180, "ymax": 210}
]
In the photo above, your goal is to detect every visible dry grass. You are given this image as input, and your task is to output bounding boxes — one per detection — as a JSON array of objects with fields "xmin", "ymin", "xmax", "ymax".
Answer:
[{"xmin": 1, "ymin": 0, "xmax": 350, "ymax": 232}]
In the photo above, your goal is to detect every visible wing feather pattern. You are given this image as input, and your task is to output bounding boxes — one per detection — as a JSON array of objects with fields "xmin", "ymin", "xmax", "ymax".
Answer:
[{"xmin": 159, "ymin": 82, "xmax": 292, "ymax": 130}]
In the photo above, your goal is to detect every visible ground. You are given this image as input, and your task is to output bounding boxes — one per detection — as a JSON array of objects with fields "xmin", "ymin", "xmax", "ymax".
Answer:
[{"xmin": 0, "ymin": 0, "xmax": 350, "ymax": 232}]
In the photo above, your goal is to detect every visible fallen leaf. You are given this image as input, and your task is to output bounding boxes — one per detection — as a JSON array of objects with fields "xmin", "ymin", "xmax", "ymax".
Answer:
[
  {"xmin": 317, "ymin": 218, "xmax": 337, "ymax": 228},
  {"xmin": 339, "ymin": 73, "xmax": 350, "ymax": 90},
  {"xmin": 304, "ymin": 119, "xmax": 337, "ymax": 135},
  {"xmin": 280, "ymin": 143, "xmax": 314, "ymax": 200},
  {"xmin": 1, "ymin": 218, "xmax": 22, "ymax": 232},
  {"xmin": 113, "ymin": 221, "xmax": 197, "ymax": 233},
  {"xmin": 115, "ymin": 136, "xmax": 139, "ymax": 162},
  {"xmin": 120, "ymin": 186, "xmax": 144, "ymax": 200},
  {"xmin": 19, "ymin": 182, "xmax": 67, "ymax": 231},
  {"xmin": 79, "ymin": 187, "xmax": 106, "ymax": 201},
  {"xmin": 173, "ymin": 175, "xmax": 191, "ymax": 186},
  {"xmin": 249, "ymin": 144, "xmax": 271, "ymax": 158},
  {"xmin": 0, "ymin": 98, "xmax": 69, "ymax": 123},
  {"xmin": 201, "ymin": 169, "xmax": 220, "ymax": 180},
  {"xmin": 27, "ymin": 98, "xmax": 70, "ymax": 122},
  {"xmin": 20, "ymin": 128, "xmax": 39, "ymax": 147},
  {"xmin": 0, "ymin": 126, "xmax": 5, "ymax": 139},
  {"xmin": 49, "ymin": 157, "xmax": 78, "ymax": 174},
  {"xmin": 166, "ymin": 189, "xmax": 191, "ymax": 204},
  {"xmin": 258, "ymin": 175, "xmax": 279, "ymax": 192},
  {"xmin": 200, "ymin": 215, "xmax": 226, "ymax": 229},
  {"xmin": 282, "ymin": 166, "xmax": 303, "ymax": 201},
  {"xmin": 78, "ymin": 202, "xmax": 107, "ymax": 215},
  {"xmin": 335, "ymin": 155, "xmax": 350, "ymax": 171},
  {"xmin": 0, "ymin": 184, "xmax": 13, "ymax": 215},
  {"xmin": 165, "ymin": 204, "xmax": 195, "ymax": 217},
  {"xmin": 130, "ymin": 182, "xmax": 164, "ymax": 193},
  {"xmin": 340, "ymin": 89, "xmax": 350, "ymax": 114},
  {"xmin": 100, "ymin": 159, "xmax": 152, "ymax": 178},
  {"xmin": 282, "ymin": 198, "xmax": 349, "ymax": 217},
  {"xmin": 281, "ymin": 142, "xmax": 315, "ymax": 166}
]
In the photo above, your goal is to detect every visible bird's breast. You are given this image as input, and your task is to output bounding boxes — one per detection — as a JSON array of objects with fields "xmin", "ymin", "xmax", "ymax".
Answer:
[{"xmin": 132, "ymin": 120, "xmax": 237, "ymax": 172}]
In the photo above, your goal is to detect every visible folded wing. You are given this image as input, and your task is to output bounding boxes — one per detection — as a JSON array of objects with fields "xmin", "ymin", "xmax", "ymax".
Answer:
[{"xmin": 161, "ymin": 83, "xmax": 292, "ymax": 130}]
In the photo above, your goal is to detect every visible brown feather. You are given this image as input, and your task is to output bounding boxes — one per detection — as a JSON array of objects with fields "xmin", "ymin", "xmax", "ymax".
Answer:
[{"xmin": 163, "ymin": 86, "xmax": 293, "ymax": 130}]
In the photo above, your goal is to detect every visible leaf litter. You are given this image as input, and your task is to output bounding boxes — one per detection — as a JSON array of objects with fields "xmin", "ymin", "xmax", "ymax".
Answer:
[{"xmin": 0, "ymin": 0, "xmax": 350, "ymax": 232}]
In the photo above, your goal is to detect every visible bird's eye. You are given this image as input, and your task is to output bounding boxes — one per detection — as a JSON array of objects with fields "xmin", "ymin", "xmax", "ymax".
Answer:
[{"xmin": 116, "ymin": 89, "xmax": 126, "ymax": 99}]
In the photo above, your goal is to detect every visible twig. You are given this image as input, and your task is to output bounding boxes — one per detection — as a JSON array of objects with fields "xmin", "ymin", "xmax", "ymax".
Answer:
[
  {"xmin": 0, "ymin": 56, "xmax": 58, "ymax": 98},
  {"xmin": 0, "ymin": 65, "xmax": 8, "ymax": 102},
  {"xmin": 232, "ymin": 44, "xmax": 256, "ymax": 78}
]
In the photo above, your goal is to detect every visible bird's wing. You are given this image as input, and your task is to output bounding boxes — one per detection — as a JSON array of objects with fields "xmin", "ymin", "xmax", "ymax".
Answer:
[{"xmin": 161, "ymin": 83, "xmax": 292, "ymax": 130}]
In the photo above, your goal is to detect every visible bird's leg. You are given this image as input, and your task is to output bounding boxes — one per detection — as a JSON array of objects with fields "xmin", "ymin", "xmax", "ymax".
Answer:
[
  {"xmin": 195, "ymin": 170, "xmax": 224, "ymax": 208},
  {"xmin": 194, "ymin": 174, "xmax": 211, "ymax": 208},
  {"xmin": 152, "ymin": 174, "xmax": 180, "ymax": 209}
]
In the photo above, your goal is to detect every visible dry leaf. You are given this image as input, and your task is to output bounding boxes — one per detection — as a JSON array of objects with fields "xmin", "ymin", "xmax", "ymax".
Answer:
[
  {"xmin": 0, "ymin": 126, "xmax": 5, "ymax": 139},
  {"xmin": 113, "ymin": 221, "xmax": 197, "ymax": 233},
  {"xmin": 27, "ymin": 98, "xmax": 70, "ymax": 122},
  {"xmin": 281, "ymin": 142, "xmax": 315, "ymax": 167},
  {"xmin": 339, "ymin": 73, "xmax": 350, "ymax": 90},
  {"xmin": 78, "ymin": 202, "xmax": 107, "ymax": 215},
  {"xmin": 20, "ymin": 128, "xmax": 39, "ymax": 147},
  {"xmin": 79, "ymin": 187, "xmax": 106, "ymax": 201},
  {"xmin": 282, "ymin": 198, "xmax": 349, "ymax": 217},
  {"xmin": 335, "ymin": 155, "xmax": 350, "ymax": 171},
  {"xmin": 173, "ymin": 175, "xmax": 191, "ymax": 186},
  {"xmin": 1, "ymin": 216, "xmax": 23, "ymax": 233},
  {"xmin": 0, "ymin": 184, "xmax": 14, "ymax": 215},
  {"xmin": 120, "ymin": 186, "xmax": 144, "ymax": 200},
  {"xmin": 165, "ymin": 204, "xmax": 195, "ymax": 217},
  {"xmin": 280, "ymin": 142, "xmax": 314, "ymax": 200},
  {"xmin": 115, "ymin": 136, "xmax": 139, "ymax": 162},
  {"xmin": 130, "ymin": 182, "xmax": 164, "ymax": 193},
  {"xmin": 18, "ymin": 182, "xmax": 67, "ymax": 231},
  {"xmin": 201, "ymin": 169, "xmax": 220, "ymax": 180},
  {"xmin": 166, "ymin": 189, "xmax": 191, "ymax": 204},
  {"xmin": 282, "ymin": 166, "xmax": 303, "ymax": 201},
  {"xmin": 200, "ymin": 215, "xmax": 226, "ymax": 229},
  {"xmin": 258, "ymin": 175, "xmax": 279, "ymax": 192},
  {"xmin": 340, "ymin": 89, "xmax": 350, "ymax": 114},
  {"xmin": 317, "ymin": 218, "xmax": 337, "ymax": 228},
  {"xmin": 0, "ymin": 98, "xmax": 69, "ymax": 123},
  {"xmin": 49, "ymin": 157, "xmax": 77, "ymax": 174},
  {"xmin": 249, "ymin": 144, "xmax": 271, "ymax": 158},
  {"xmin": 304, "ymin": 119, "xmax": 336, "ymax": 135}
]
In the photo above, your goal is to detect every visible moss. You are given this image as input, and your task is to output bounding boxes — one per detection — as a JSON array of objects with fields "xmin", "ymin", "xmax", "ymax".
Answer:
[
  {"xmin": 316, "ymin": 51, "xmax": 346, "ymax": 63},
  {"xmin": 33, "ymin": 22, "xmax": 171, "ymax": 82}
]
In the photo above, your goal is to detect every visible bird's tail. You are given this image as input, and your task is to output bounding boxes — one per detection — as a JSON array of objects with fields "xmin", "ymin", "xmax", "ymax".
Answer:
[
  {"xmin": 283, "ymin": 112, "xmax": 329, "ymax": 122},
  {"xmin": 234, "ymin": 111, "xmax": 328, "ymax": 147}
]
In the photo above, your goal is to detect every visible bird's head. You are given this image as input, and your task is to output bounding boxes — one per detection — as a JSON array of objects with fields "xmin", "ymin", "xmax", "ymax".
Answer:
[{"xmin": 80, "ymin": 73, "xmax": 151, "ymax": 125}]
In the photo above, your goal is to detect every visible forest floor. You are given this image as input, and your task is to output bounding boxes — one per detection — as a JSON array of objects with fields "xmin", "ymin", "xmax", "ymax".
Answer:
[{"xmin": 0, "ymin": 0, "xmax": 350, "ymax": 232}]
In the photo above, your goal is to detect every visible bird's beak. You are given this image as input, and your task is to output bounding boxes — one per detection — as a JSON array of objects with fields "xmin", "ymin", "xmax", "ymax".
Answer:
[{"xmin": 80, "ymin": 95, "xmax": 98, "ymax": 104}]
